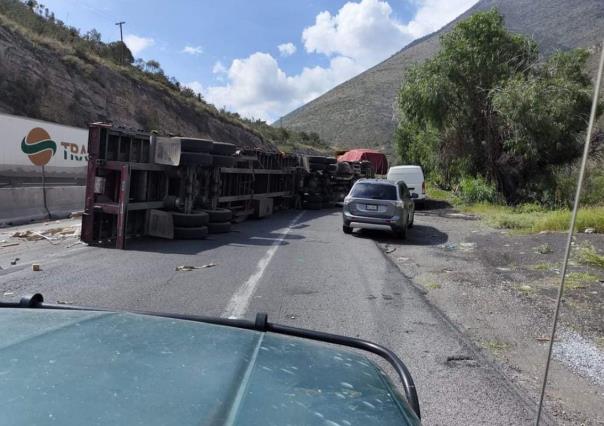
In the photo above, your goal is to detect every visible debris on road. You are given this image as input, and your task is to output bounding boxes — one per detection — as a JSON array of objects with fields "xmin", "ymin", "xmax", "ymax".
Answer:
[
  {"xmin": 1, "ymin": 242, "xmax": 19, "ymax": 248},
  {"xmin": 11, "ymin": 226, "xmax": 81, "ymax": 244},
  {"xmin": 397, "ymin": 257, "xmax": 409, "ymax": 262},
  {"xmin": 3, "ymin": 291, "xmax": 14, "ymax": 296},
  {"xmin": 10, "ymin": 258, "xmax": 19, "ymax": 265},
  {"xmin": 440, "ymin": 243, "xmax": 457, "ymax": 251},
  {"xmin": 459, "ymin": 242, "xmax": 476, "ymax": 251},
  {"xmin": 32, "ymin": 264, "xmax": 40, "ymax": 271},
  {"xmin": 584, "ymin": 228, "xmax": 595, "ymax": 234},
  {"xmin": 56, "ymin": 300, "xmax": 74, "ymax": 305},
  {"xmin": 535, "ymin": 243, "xmax": 553, "ymax": 254},
  {"xmin": 536, "ymin": 336, "xmax": 551, "ymax": 342},
  {"xmin": 383, "ymin": 245, "xmax": 396, "ymax": 254},
  {"xmin": 175, "ymin": 263, "xmax": 217, "ymax": 272}
]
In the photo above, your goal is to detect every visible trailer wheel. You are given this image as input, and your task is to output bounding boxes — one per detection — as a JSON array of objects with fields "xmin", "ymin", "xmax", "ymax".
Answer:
[
  {"xmin": 211, "ymin": 142, "xmax": 237, "ymax": 156},
  {"xmin": 212, "ymin": 155, "xmax": 236, "ymax": 168},
  {"xmin": 173, "ymin": 137, "xmax": 213, "ymax": 153},
  {"xmin": 174, "ymin": 226, "xmax": 209, "ymax": 240},
  {"xmin": 202, "ymin": 208, "xmax": 233, "ymax": 222},
  {"xmin": 208, "ymin": 221, "xmax": 232, "ymax": 234},
  {"xmin": 180, "ymin": 152, "xmax": 213, "ymax": 167},
  {"xmin": 172, "ymin": 211, "xmax": 209, "ymax": 227}
]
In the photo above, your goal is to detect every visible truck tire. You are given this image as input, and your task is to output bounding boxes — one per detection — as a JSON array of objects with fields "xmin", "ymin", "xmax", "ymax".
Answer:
[
  {"xmin": 212, "ymin": 154, "xmax": 235, "ymax": 168},
  {"xmin": 172, "ymin": 211, "xmax": 209, "ymax": 227},
  {"xmin": 180, "ymin": 152, "xmax": 213, "ymax": 167},
  {"xmin": 201, "ymin": 208, "xmax": 233, "ymax": 222},
  {"xmin": 208, "ymin": 221, "xmax": 231, "ymax": 233},
  {"xmin": 173, "ymin": 137, "xmax": 213, "ymax": 153},
  {"xmin": 342, "ymin": 225, "xmax": 353, "ymax": 234},
  {"xmin": 211, "ymin": 142, "xmax": 237, "ymax": 156},
  {"xmin": 174, "ymin": 226, "xmax": 209, "ymax": 240}
]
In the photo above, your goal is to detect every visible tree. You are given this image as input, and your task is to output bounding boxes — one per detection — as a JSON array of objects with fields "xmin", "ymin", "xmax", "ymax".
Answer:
[
  {"xmin": 395, "ymin": 9, "xmax": 596, "ymax": 202},
  {"xmin": 145, "ymin": 59, "xmax": 163, "ymax": 74}
]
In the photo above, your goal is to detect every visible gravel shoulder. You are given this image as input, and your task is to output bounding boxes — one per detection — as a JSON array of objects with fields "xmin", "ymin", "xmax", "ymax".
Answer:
[{"xmin": 372, "ymin": 207, "xmax": 604, "ymax": 425}]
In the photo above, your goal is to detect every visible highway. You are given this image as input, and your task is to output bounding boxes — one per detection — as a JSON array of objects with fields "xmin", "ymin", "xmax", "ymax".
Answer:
[{"xmin": 0, "ymin": 209, "xmax": 539, "ymax": 425}]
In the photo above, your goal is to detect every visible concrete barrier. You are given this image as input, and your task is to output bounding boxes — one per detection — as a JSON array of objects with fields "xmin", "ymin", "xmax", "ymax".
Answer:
[
  {"xmin": 0, "ymin": 186, "xmax": 85, "ymax": 227},
  {"xmin": 46, "ymin": 186, "xmax": 85, "ymax": 220}
]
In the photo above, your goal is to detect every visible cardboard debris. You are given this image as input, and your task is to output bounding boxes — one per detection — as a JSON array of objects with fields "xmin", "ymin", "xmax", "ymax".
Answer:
[
  {"xmin": 11, "ymin": 227, "xmax": 81, "ymax": 242},
  {"xmin": 459, "ymin": 242, "xmax": 477, "ymax": 251},
  {"xmin": 175, "ymin": 263, "xmax": 217, "ymax": 272},
  {"xmin": 32, "ymin": 264, "xmax": 40, "ymax": 272}
]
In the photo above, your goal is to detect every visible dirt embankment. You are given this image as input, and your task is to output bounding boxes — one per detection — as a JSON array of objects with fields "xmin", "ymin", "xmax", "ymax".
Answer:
[
  {"xmin": 0, "ymin": 24, "xmax": 275, "ymax": 150},
  {"xmin": 362, "ymin": 207, "xmax": 604, "ymax": 425}
]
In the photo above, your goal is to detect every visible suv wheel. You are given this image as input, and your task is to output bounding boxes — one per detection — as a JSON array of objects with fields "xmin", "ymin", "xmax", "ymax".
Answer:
[
  {"xmin": 342, "ymin": 225, "xmax": 353, "ymax": 234},
  {"xmin": 408, "ymin": 212, "xmax": 414, "ymax": 228},
  {"xmin": 397, "ymin": 226, "xmax": 407, "ymax": 240}
]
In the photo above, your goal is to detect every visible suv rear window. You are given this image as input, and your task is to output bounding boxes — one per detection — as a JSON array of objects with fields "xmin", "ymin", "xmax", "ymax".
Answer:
[{"xmin": 350, "ymin": 182, "xmax": 397, "ymax": 200}]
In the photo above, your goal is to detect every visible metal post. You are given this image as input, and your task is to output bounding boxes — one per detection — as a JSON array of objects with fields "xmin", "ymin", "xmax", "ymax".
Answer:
[{"xmin": 115, "ymin": 21, "xmax": 126, "ymax": 65}]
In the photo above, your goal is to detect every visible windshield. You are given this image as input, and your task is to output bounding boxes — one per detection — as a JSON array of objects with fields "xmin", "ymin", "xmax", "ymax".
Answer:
[
  {"xmin": 0, "ymin": 1, "xmax": 603, "ymax": 425},
  {"xmin": 350, "ymin": 183, "xmax": 398, "ymax": 200}
]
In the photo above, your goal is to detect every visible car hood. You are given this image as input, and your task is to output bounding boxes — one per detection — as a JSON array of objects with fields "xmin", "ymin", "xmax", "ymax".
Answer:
[{"xmin": 0, "ymin": 309, "xmax": 420, "ymax": 425}]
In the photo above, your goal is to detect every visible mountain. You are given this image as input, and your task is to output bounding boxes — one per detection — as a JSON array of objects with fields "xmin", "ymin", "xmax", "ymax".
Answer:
[{"xmin": 278, "ymin": 0, "xmax": 604, "ymax": 155}]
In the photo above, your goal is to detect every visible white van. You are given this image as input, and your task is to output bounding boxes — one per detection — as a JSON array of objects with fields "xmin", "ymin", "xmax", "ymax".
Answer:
[{"xmin": 387, "ymin": 165, "xmax": 426, "ymax": 204}]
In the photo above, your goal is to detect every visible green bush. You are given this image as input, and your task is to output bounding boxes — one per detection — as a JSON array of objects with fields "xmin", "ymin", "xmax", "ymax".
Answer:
[{"xmin": 459, "ymin": 177, "xmax": 498, "ymax": 203}]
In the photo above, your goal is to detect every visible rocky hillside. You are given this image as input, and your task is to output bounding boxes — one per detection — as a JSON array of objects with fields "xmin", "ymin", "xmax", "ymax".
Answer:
[
  {"xmin": 0, "ymin": 1, "xmax": 329, "ymax": 154},
  {"xmin": 278, "ymin": 0, "xmax": 604, "ymax": 154}
]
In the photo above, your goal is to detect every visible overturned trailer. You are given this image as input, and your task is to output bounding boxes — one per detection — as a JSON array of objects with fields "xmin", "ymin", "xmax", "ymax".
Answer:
[{"xmin": 81, "ymin": 125, "xmax": 373, "ymax": 249}]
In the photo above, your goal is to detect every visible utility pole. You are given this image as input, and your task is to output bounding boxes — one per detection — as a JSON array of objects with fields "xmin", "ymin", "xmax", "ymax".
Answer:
[{"xmin": 115, "ymin": 21, "xmax": 126, "ymax": 65}]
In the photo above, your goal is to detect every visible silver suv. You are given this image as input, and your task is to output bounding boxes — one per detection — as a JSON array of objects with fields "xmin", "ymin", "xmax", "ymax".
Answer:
[{"xmin": 342, "ymin": 179, "xmax": 415, "ymax": 239}]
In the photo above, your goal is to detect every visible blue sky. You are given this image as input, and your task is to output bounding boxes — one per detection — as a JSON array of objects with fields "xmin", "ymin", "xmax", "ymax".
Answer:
[{"xmin": 42, "ymin": 0, "xmax": 477, "ymax": 121}]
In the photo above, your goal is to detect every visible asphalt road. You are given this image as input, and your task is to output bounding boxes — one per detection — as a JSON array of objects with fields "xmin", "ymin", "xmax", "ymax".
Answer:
[{"xmin": 0, "ymin": 209, "xmax": 538, "ymax": 425}]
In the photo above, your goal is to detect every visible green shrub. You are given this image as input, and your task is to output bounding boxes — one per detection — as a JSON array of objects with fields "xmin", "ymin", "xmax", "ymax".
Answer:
[{"xmin": 459, "ymin": 176, "xmax": 498, "ymax": 203}]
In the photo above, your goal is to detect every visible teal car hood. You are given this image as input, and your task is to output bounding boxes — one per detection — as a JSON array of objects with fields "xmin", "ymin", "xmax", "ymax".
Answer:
[{"xmin": 0, "ymin": 309, "xmax": 420, "ymax": 425}]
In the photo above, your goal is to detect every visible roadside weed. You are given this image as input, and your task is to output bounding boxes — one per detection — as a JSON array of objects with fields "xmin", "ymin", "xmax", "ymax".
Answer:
[
  {"xmin": 564, "ymin": 272, "xmax": 601, "ymax": 289},
  {"xmin": 482, "ymin": 339, "xmax": 511, "ymax": 354},
  {"xmin": 574, "ymin": 243, "xmax": 604, "ymax": 269}
]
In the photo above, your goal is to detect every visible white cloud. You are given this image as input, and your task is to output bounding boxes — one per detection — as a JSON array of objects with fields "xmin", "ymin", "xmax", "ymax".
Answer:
[
  {"xmin": 205, "ymin": 0, "xmax": 478, "ymax": 122},
  {"xmin": 123, "ymin": 34, "xmax": 155, "ymax": 56},
  {"xmin": 182, "ymin": 45, "xmax": 203, "ymax": 55},
  {"xmin": 212, "ymin": 61, "xmax": 227, "ymax": 74},
  {"xmin": 278, "ymin": 42, "xmax": 297, "ymax": 57}
]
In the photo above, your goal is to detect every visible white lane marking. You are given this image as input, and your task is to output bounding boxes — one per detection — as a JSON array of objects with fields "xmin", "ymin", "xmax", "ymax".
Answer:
[{"xmin": 223, "ymin": 211, "xmax": 305, "ymax": 319}]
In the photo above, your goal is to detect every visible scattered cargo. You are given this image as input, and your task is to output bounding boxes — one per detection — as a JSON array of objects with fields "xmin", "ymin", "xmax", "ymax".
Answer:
[{"xmin": 81, "ymin": 125, "xmax": 375, "ymax": 249}]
